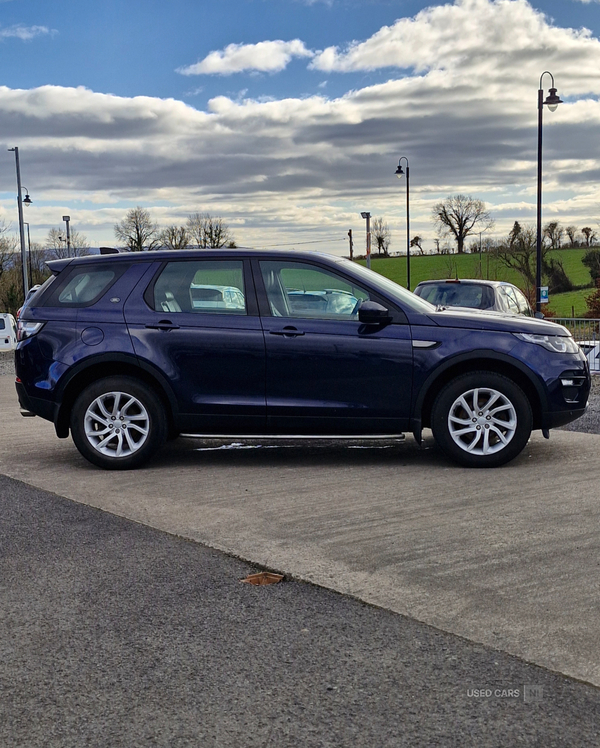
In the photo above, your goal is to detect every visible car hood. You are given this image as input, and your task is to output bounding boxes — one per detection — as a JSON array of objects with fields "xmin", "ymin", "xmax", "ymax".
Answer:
[{"xmin": 423, "ymin": 307, "xmax": 570, "ymax": 335}]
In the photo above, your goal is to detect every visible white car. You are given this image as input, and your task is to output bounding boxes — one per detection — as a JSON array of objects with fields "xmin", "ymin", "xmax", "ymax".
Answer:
[
  {"xmin": 189, "ymin": 284, "xmax": 245, "ymax": 311},
  {"xmin": 0, "ymin": 313, "xmax": 17, "ymax": 352},
  {"xmin": 578, "ymin": 340, "xmax": 600, "ymax": 374}
]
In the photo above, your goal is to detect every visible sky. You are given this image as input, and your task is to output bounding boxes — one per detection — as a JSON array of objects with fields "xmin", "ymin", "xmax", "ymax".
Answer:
[{"xmin": 1, "ymin": 0, "xmax": 600, "ymax": 254}]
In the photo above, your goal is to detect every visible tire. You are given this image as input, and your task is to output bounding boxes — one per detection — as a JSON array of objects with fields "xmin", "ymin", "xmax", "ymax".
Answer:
[
  {"xmin": 70, "ymin": 376, "xmax": 167, "ymax": 470},
  {"xmin": 430, "ymin": 372, "xmax": 533, "ymax": 468}
]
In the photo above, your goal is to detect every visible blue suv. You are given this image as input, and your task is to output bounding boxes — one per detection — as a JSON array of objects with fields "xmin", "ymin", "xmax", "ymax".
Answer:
[{"xmin": 15, "ymin": 249, "xmax": 590, "ymax": 470}]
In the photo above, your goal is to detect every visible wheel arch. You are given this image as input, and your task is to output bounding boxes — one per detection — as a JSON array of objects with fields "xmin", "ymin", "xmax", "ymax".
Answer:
[
  {"xmin": 415, "ymin": 351, "xmax": 546, "ymax": 431},
  {"xmin": 55, "ymin": 354, "xmax": 178, "ymax": 438}
]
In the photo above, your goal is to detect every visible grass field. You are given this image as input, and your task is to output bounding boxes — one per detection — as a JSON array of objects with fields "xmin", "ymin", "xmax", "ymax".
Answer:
[{"xmin": 359, "ymin": 248, "xmax": 596, "ymax": 318}]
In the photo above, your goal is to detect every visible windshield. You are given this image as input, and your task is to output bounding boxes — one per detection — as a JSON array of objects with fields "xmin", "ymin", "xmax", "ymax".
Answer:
[
  {"xmin": 415, "ymin": 282, "xmax": 495, "ymax": 310},
  {"xmin": 333, "ymin": 258, "xmax": 435, "ymax": 313}
]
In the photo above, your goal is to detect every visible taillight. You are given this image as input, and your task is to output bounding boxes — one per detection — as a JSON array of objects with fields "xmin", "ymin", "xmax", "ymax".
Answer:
[{"xmin": 17, "ymin": 320, "xmax": 45, "ymax": 341}]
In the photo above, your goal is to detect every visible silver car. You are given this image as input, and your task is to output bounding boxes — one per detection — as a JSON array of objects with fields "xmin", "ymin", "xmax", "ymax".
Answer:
[{"xmin": 413, "ymin": 279, "xmax": 534, "ymax": 316}]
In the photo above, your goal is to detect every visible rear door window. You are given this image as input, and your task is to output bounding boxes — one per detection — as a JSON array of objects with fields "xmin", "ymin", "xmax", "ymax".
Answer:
[{"xmin": 151, "ymin": 260, "xmax": 247, "ymax": 315}]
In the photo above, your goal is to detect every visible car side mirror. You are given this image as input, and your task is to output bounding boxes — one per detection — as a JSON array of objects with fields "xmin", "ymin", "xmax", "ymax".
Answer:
[
  {"xmin": 358, "ymin": 300, "xmax": 392, "ymax": 325},
  {"xmin": 534, "ymin": 311, "xmax": 545, "ymax": 319}
]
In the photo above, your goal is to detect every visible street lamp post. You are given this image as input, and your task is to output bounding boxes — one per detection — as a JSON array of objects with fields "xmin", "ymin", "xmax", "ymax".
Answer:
[
  {"xmin": 536, "ymin": 72, "xmax": 562, "ymax": 314},
  {"xmin": 63, "ymin": 215, "xmax": 71, "ymax": 257},
  {"xmin": 8, "ymin": 147, "xmax": 32, "ymax": 298},
  {"xmin": 395, "ymin": 158, "xmax": 411, "ymax": 290},
  {"xmin": 361, "ymin": 212, "xmax": 371, "ymax": 269}
]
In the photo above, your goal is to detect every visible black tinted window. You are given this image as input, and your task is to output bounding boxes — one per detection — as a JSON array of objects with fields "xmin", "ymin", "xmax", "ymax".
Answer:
[{"xmin": 43, "ymin": 264, "xmax": 128, "ymax": 307}]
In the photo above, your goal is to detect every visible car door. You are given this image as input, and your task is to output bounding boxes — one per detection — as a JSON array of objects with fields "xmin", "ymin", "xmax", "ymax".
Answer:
[
  {"xmin": 124, "ymin": 258, "xmax": 266, "ymax": 434},
  {"xmin": 255, "ymin": 258, "xmax": 413, "ymax": 435}
]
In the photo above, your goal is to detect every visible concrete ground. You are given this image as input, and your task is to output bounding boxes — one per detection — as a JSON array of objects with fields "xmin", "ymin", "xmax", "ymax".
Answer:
[
  {"xmin": 2, "ymin": 374, "xmax": 600, "ymax": 688},
  {"xmin": 5, "ymin": 474, "xmax": 600, "ymax": 748}
]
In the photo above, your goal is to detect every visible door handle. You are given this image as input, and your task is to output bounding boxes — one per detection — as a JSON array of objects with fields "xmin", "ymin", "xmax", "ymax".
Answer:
[
  {"xmin": 145, "ymin": 321, "xmax": 180, "ymax": 331},
  {"xmin": 269, "ymin": 326, "xmax": 305, "ymax": 337}
]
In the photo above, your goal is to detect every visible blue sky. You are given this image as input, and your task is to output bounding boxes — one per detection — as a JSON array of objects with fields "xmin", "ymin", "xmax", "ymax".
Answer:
[{"xmin": 1, "ymin": 0, "xmax": 600, "ymax": 252}]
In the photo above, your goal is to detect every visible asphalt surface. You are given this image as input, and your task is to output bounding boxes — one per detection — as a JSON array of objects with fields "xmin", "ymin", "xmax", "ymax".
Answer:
[{"xmin": 2, "ymin": 474, "xmax": 600, "ymax": 748}]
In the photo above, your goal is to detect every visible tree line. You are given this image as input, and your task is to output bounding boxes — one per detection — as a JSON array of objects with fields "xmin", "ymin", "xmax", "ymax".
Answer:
[
  {"xmin": 367, "ymin": 195, "xmax": 598, "ymax": 260},
  {"xmin": 0, "ymin": 208, "xmax": 236, "ymax": 313},
  {"xmin": 113, "ymin": 207, "xmax": 236, "ymax": 251}
]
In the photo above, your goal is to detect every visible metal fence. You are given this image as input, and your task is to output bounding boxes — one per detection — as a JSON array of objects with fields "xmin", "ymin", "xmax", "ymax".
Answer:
[{"xmin": 554, "ymin": 318, "xmax": 599, "ymax": 373}]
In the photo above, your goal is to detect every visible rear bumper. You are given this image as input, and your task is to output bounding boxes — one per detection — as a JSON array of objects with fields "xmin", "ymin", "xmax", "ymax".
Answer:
[{"xmin": 15, "ymin": 380, "xmax": 56, "ymax": 423}]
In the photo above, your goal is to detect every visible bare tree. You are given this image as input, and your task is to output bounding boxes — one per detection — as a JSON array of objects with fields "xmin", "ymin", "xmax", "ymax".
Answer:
[
  {"xmin": 45, "ymin": 228, "xmax": 90, "ymax": 259},
  {"xmin": 28, "ymin": 243, "xmax": 52, "ymax": 284},
  {"xmin": 114, "ymin": 207, "xmax": 160, "ymax": 251},
  {"xmin": 45, "ymin": 227, "xmax": 90, "ymax": 259},
  {"xmin": 431, "ymin": 195, "xmax": 494, "ymax": 254},
  {"xmin": 159, "ymin": 225, "xmax": 190, "ymax": 250},
  {"xmin": 565, "ymin": 225, "xmax": 578, "ymax": 247},
  {"xmin": 186, "ymin": 212, "xmax": 235, "ymax": 248},
  {"xmin": 543, "ymin": 221, "xmax": 564, "ymax": 249},
  {"xmin": 0, "ymin": 221, "xmax": 18, "ymax": 282},
  {"xmin": 493, "ymin": 222, "xmax": 547, "ymax": 294},
  {"xmin": 582, "ymin": 249, "xmax": 600, "ymax": 285},
  {"xmin": 410, "ymin": 236, "xmax": 424, "ymax": 255},
  {"xmin": 582, "ymin": 227, "xmax": 597, "ymax": 247},
  {"xmin": 371, "ymin": 217, "xmax": 391, "ymax": 256}
]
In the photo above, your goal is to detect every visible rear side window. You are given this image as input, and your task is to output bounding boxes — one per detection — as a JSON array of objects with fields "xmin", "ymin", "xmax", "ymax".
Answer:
[
  {"xmin": 43, "ymin": 264, "xmax": 129, "ymax": 308},
  {"xmin": 0, "ymin": 319, "xmax": 4, "ymax": 330}
]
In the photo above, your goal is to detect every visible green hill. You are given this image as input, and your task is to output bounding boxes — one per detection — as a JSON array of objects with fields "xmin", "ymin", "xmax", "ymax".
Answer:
[{"xmin": 359, "ymin": 248, "xmax": 596, "ymax": 318}]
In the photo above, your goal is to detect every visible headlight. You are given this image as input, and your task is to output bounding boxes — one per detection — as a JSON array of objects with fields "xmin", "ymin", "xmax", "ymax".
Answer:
[
  {"xmin": 17, "ymin": 320, "xmax": 45, "ymax": 341},
  {"xmin": 514, "ymin": 332, "xmax": 579, "ymax": 354}
]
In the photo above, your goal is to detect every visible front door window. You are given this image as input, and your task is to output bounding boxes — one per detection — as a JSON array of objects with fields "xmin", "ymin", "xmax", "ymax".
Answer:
[{"xmin": 260, "ymin": 261, "xmax": 370, "ymax": 320}]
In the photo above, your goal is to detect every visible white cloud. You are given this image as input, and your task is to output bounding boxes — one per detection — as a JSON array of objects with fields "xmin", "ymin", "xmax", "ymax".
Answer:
[
  {"xmin": 177, "ymin": 39, "xmax": 314, "ymax": 76},
  {"xmin": 0, "ymin": 25, "xmax": 55, "ymax": 41},
  {"xmin": 310, "ymin": 0, "xmax": 600, "ymax": 95},
  {"xmin": 3, "ymin": 0, "xmax": 600, "ymax": 250}
]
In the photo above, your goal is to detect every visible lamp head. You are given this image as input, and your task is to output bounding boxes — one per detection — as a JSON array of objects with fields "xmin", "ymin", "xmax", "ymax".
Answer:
[
  {"xmin": 395, "ymin": 163, "xmax": 405, "ymax": 178},
  {"xmin": 361, "ymin": 212, "xmax": 370, "ymax": 219},
  {"xmin": 23, "ymin": 193, "xmax": 32, "ymax": 206},
  {"xmin": 545, "ymin": 87, "xmax": 562, "ymax": 112}
]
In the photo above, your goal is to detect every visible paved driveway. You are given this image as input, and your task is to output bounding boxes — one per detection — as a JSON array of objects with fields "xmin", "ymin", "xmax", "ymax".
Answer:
[{"xmin": 2, "ymin": 375, "xmax": 600, "ymax": 686}]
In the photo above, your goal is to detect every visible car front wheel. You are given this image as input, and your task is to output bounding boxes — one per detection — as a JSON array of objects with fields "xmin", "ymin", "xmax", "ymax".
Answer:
[
  {"xmin": 431, "ymin": 372, "xmax": 533, "ymax": 468},
  {"xmin": 70, "ymin": 376, "xmax": 167, "ymax": 470}
]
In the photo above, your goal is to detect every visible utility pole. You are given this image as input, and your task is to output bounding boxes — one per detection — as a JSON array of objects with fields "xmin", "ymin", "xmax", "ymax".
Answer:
[
  {"xmin": 347, "ymin": 229, "xmax": 353, "ymax": 260},
  {"xmin": 361, "ymin": 212, "xmax": 371, "ymax": 269}
]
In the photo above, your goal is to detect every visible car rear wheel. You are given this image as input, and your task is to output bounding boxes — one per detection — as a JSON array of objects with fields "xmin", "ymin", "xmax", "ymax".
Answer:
[
  {"xmin": 70, "ymin": 376, "xmax": 167, "ymax": 470},
  {"xmin": 431, "ymin": 372, "xmax": 533, "ymax": 468}
]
